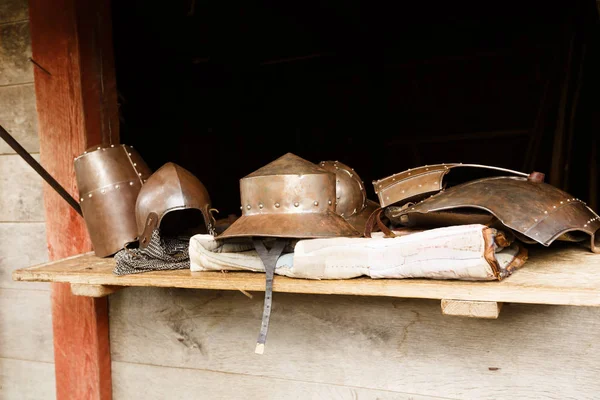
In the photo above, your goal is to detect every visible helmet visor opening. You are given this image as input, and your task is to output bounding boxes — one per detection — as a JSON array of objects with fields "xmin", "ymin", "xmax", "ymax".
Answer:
[{"xmin": 160, "ymin": 208, "xmax": 208, "ymax": 237}]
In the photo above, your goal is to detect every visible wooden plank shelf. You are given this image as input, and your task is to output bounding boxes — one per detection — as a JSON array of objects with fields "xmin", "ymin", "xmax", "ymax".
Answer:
[{"xmin": 12, "ymin": 245, "xmax": 600, "ymax": 317}]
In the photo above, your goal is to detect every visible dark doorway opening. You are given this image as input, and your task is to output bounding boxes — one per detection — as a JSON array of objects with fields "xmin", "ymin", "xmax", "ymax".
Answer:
[{"xmin": 112, "ymin": 0, "xmax": 600, "ymax": 215}]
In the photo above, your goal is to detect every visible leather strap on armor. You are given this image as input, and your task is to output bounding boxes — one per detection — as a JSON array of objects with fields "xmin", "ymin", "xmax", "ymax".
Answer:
[
  {"xmin": 364, "ymin": 207, "xmax": 396, "ymax": 238},
  {"xmin": 253, "ymin": 238, "xmax": 287, "ymax": 354}
]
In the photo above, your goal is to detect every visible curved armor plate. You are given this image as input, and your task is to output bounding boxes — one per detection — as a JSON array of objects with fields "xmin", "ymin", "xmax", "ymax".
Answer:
[
  {"xmin": 135, "ymin": 162, "xmax": 215, "ymax": 247},
  {"xmin": 386, "ymin": 176, "xmax": 600, "ymax": 251},
  {"xmin": 373, "ymin": 163, "xmax": 530, "ymax": 207},
  {"xmin": 218, "ymin": 153, "xmax": 360, "ymax": 239},
  {"xmin": 74, "ymin": 144, "xmax": 152, "ymax": 257}
]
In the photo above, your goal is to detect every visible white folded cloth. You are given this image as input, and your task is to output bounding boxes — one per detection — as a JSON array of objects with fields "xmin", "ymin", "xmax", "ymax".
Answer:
[{"xmin": 189, "ymin": 224, "xmax": 526, "ymax": 281}]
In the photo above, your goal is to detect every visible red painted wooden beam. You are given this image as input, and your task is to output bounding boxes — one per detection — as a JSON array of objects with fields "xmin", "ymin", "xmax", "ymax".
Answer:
[
  {"xmin": 51, "ymin": 284, "xmax": 112, "ymax": 400},
  {"xmin": 29, "ymin": 0, "xmax": 119, "ymax": 398}
]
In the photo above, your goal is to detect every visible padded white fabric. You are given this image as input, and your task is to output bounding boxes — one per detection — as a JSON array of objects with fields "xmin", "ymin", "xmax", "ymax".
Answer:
[{"xmin": 189, "ymin": 224, "xmax": 522, "ymax": 281}]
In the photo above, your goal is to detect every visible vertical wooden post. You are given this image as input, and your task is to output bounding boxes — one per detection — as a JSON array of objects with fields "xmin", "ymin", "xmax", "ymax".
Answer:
[{"xmin": 28, "ymin": 0, "xmax": 118, "ymax": 399}]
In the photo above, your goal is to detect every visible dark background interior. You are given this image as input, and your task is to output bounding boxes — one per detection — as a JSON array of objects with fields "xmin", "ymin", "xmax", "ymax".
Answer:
[{"xmin": 112, "ymin": 0, "xmax": 600, "ymax": 216}]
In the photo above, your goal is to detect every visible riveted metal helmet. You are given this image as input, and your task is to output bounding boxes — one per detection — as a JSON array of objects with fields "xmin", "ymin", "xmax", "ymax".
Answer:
[
  {"xmin": 135, "ymin": 162, "xmax": 216, "ymax": 248},
  {"xmin": 217, "ymin": 153, "xmax": 360, "ymax": 239},
  {"xmin": 74, "ymin": 144, "xmax": 152, "ymax": 257},
  {"xmin": 387, "ymin": 175, "xmax": 600, "ymax": 252},
  {"xmin": 318, "ymin": 160, "xmax": 379, "ymax": 235}
]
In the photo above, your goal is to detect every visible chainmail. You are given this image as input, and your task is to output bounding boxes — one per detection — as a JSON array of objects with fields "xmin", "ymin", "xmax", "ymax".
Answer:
[{"xmin": 113, "ymin": 228, "xmax": 191, "ymax": 275}]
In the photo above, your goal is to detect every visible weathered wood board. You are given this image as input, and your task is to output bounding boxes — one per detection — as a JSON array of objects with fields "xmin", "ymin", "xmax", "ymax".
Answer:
[
  {"xmin": 0, "ymin": 154, "xmax": 45, "ymax": 221},
  {"xmin": 109, "ymin": 287, "xmax": 600, "ymax": 400},
  {"xmin": 0, "ymin": 5, "xmax": 54, "ymax": 400},
  {"xmin": 0, "ymin": 222, "xmax": 48, "ymax": 289},
  {"xmin": 28, "ymin": 0, "xmax": 119, "ymax": 395},
  {"xmin": 0, "ymin": 288, "xmax": 54, "ymax": 362},
  {"xmin": 0, "ymin": 84, "xmax": 39, "ymax": 154},
  {"xmin": 0, "ymin": 21, "xmax": 33, "ymax": 86},
  {"xmin": 441, "ymin": 299, "xmax": 502, "ymax": 319},
  {"xmin": 0, "ymin": 358, "xmax": 56, "ymax": 400},
  {"xmin": 71, "ymin": 283, "xmax": 120, "ymax": 297},
  {"xmin": 50, "ymin": 282, "xmax": 111, "ymax": 400},
  {"xmin": 112, "ymin": 361, "xmax": 443, "ymax": 400},
  {"xmin": 13, "ymin": 245, "xmax": 600, "ymax": 306},
  {"xmin": 0, "ymin": 0, "xmax": 29, "ymax": 23}
]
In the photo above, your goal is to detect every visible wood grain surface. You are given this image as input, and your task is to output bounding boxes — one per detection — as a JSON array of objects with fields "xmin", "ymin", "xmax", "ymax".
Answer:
[
  {"xmin": 0, "ymin": 84, "xmax": 38, "ymax": 154},
  {"xmin": 441, "ymin": 299, "xmax": 503, "ymax": 319},
  {"xmin": 70, "ymin": 283, "xmax": 121, "ymax": 297},
  {"xmin": 13, "ymin": 245, "xmax": 600, "ymax": 306},
  {"xmin": 0, "ymin": 222, "xmax": 48, "ymax": 289},
  {"xmin": 0, "ymin": 153, "xmax": 45, "ymax": 221},
  {"xmin": 29, "ymin": 0, "xmax": 92, "ymax": 260},
  {"xmin": 0, "ymin": 4, "xmax": 55, "ymax": 400},
  {"xmin": 0, "ymin": 358, "xmax": 56, "ymax": 400},
  {"xmin": 0, "ymin": 0, "xmax": 29, "ymax": 23},
  {"xmin": 112, "ymin": 361, "xmax": 444, "ymax": 400},
  {"xmin": 0, "ymin": 288, "xmax": 54, "ymax": 362},
  {"xmin": 0, "ymin": 21, "xmax": 33, "ymax": 86},
  {"xmin": 50, "ymin": 283, "xmax": 111, "ymax": 400},
  {"xmin": 109, "ymin": 287, "xmax": 600, "ymax": 400},
  {"xmin": 29, "ymin": 0, "xmax": 119, "ymax": 397}
]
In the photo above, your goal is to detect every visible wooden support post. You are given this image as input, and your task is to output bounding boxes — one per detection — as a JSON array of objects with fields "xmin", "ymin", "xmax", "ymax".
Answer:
[
  {"xmin": 441, "ymin": 299, "xmax": 503, "ymax": 319},
  {"xmin": 29, "ymin": 0, "xmax": 119, "ymax": 398},
  {"xmin": 51, "ymin": 284, "xmax": 112, "ymax": 398}
]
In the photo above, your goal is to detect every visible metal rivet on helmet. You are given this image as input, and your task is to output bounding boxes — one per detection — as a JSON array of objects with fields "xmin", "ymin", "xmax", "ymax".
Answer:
[
  {"xmin": 74, "ymin": 144, "xmax": 152, "ymax": 257},
  {"xmin": 218, "ymin": 153, "xmax": 359, "ymax": 239},
  {"xmin": 135, "ymin": 162, "xmax": 215, "ymax": 249}
]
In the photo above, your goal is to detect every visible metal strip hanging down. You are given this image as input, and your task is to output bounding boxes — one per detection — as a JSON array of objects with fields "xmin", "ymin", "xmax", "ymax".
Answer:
[{"xmin": 253, "ymin": 238, "xmax": 287, "ymax": 355}]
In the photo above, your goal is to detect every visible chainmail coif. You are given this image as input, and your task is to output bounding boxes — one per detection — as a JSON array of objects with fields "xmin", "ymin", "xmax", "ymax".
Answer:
[{"xmin": 113, "ymin": 228, "xmax": 191, "ymax": 275}]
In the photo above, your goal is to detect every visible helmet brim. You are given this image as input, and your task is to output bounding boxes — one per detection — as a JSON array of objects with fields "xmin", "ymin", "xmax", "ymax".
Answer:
[{"xmin": 216, "ymin": 211, "xmax": 360, "ymax": 239}]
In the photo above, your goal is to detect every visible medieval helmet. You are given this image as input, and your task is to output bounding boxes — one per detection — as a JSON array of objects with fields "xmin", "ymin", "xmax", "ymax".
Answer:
[
  {"xmin": 318, "ymin": 160, "xmax": 379, "ymax": 235},
  {"xmin": 74, "ymin": 144, "xmax": 152, "ymax": 257},
  {"xmin": 217, "ymin": 153, "xmax": 360, "ymax": 239},
  {"xmin": 135, "ymin": 162, "xmax": 216, "ymax": 247}
]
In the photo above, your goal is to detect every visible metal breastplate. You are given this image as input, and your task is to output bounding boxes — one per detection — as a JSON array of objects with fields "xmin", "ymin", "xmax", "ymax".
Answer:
[
  {"xmin": 387, "ymin": 176, "xmax": 600, "ymax": 252},
  {"xmin": 373, "ymin": 163, "xmax": 530, "ymax": 207}
]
